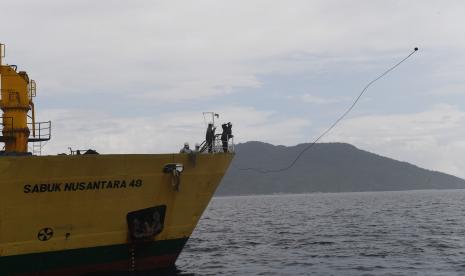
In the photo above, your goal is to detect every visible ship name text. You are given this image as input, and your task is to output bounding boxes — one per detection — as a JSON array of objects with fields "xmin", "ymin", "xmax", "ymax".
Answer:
[{"xmin": 23, "ymin": 179, "xmax": 143, "ymax": 194}]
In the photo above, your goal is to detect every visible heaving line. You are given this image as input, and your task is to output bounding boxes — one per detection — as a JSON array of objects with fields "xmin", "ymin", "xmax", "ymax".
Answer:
[{"xmin": 235, "ymin": 47, "xmax": 419, "ymax": 174}]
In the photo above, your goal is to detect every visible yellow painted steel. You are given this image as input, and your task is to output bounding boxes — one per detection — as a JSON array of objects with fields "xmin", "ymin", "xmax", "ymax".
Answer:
[
  {"xmin": 0, "ymin": 43, "xmax": 35, "ymax": 153},
  {"xmin": 0, "ymin": 153, "xmax": 233, "ymax": 257}
]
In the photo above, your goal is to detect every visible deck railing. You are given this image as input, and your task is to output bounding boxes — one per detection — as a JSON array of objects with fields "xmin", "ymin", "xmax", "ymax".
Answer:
[
  {"xmin": 27, "ymin": 121, "xmax": 51, "ymax": 142},
  {"xmin": 198, "ymin": 134, "xmax": 235, "ymax": 153}
]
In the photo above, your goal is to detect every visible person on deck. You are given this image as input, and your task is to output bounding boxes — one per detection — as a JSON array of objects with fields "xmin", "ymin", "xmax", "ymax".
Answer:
[
  {"xmin": 180, "ymin": 142, "xmax": 192, "ymax": 154},
  {"xmin": 221, "ymin": 123, "xmax": 229, "ymax": 153},
  {"xmin": 221, "ymin": 122, "xmax": 233, "ymax": 153},
  {"xmin": 205, "ymin": 123, "xmax": 216, "ymax": 153}
]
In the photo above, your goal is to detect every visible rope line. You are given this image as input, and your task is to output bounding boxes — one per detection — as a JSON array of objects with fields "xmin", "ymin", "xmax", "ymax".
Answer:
[{"xmin": 235, "ymin": 48, "xmax": 419, "ymax": 173}]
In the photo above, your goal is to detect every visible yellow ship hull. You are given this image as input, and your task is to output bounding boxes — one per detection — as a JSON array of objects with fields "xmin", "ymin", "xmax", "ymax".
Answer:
[{"xmin": 0, "ymin": 153, "xmax": 233, "ymax": 275}]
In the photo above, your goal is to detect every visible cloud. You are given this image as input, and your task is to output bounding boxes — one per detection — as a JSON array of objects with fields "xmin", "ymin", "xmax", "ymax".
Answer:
[
  {"xmin": 3, "ymin": 0, "xmax": 465, "ymax": 103},
  {"xmin": 299, "ymin": 94, "xmax": 347, "ymax": 105},
  {"xmin": 429, "ymin": 84, "xmax": 465, "ymax": 96},
  {"xmin": 323, "ymin": 104, "xmax": 465, "ymax": 178}
]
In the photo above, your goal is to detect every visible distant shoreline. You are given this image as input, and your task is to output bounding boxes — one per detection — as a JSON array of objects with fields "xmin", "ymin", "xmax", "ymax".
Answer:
[{"xmin": 214, "ymin": 188, "xmax": 465, "ymax": 198}]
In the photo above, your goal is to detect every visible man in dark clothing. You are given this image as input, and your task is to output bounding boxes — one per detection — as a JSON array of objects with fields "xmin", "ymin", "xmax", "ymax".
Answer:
[
  {"xmin": 221, "ymin": 124, "xmax": 228, "ymax": 153},
  {"xmin": 205, "ymin": 123, "xmax": 216, "ymax": 153},
  {"xmin": 221, "ymin": 122, "xmax": 233, "ymax": 153}
]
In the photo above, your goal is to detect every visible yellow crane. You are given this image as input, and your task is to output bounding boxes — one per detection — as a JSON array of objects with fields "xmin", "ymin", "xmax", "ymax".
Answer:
[{"xmin": 0, "ymin": 43, "xmax": 50, "ymax": 153}]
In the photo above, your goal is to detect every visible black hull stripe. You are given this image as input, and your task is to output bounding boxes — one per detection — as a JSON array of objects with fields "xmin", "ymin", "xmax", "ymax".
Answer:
[{"xmin": 0, "ymin": 238, "xmax": 188, "ymax": 275}]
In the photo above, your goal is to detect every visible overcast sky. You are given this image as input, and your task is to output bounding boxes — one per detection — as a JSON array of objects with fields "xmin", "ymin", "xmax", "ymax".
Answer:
[{"xmin": 2, "ymin": 0, "xmax": 465, "ymax": 177}]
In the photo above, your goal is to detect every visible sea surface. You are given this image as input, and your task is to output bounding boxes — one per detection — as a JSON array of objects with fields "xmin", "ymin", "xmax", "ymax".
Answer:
[{"xmin": 172, "ymin": 190, "xmax": 465, "ymax": 275}]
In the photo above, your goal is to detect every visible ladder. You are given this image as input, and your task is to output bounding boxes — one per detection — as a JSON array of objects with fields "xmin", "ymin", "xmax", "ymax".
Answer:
[{"xmin": 32, "ymin": 142, "xmax": 42, "ymax": 156}]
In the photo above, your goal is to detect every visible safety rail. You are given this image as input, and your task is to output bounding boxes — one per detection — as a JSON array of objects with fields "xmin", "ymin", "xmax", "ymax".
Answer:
[
  {"xmin": 28, "ymin": 121, "xmax": 51, "ymax": 142},
  {"xmin": 198, "ymin": 134, "xmax": 235, "ymax": 153}
]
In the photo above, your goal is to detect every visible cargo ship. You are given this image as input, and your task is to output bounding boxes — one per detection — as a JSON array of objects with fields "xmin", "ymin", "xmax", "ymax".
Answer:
[{"xmin": 0, "ymin": 43, "xmax": 234, "ymax": 275}]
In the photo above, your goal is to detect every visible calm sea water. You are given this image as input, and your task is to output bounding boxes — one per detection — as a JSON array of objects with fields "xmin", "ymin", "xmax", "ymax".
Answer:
[{"xmin": 173, "ymin": 190, "xmax": 465, "ymax": 275}]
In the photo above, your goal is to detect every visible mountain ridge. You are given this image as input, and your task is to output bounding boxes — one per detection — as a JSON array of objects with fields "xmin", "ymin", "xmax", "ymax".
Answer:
[{"xmin": 216, "ymin": 141, "xmax": 465, "ymax": 196}]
